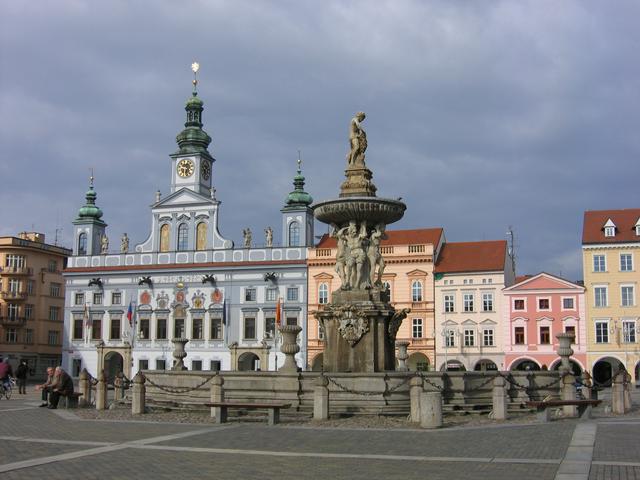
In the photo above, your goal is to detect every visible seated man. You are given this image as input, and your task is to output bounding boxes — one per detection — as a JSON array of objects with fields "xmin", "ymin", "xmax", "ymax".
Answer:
[
  {"xmin": 35, "ymin": 367, "xmax": 55, "ymax": 407},
  {"xmin": 48, "ymin": 367, "xmax": 74, "ymax": 409}
]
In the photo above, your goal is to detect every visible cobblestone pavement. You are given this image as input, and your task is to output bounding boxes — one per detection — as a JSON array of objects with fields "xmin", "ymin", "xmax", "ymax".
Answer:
[{"xmin": 1, "ymin": 390, "xmax": 639, "ymax": 480}]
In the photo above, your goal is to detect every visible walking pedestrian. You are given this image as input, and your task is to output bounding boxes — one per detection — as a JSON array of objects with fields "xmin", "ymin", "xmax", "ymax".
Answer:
[{"xmin": 16, "ymin": 360, "xmax": 29, "ymax": 394}]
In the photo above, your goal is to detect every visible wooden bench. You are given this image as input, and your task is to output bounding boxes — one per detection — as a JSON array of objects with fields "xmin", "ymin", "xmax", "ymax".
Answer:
[
  {"xmin": 526, "ymin": 399, "xmax": 602, "ymax": 422},
  {"xmin": 61, "ymin": 392, "xmax": 83, "ymax": 409},
  {"xmin": 204, "ymin": 402, "xmax": 291, "ymax": 425}
]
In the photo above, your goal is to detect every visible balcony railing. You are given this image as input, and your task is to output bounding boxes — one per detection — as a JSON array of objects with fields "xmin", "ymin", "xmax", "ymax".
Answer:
[
  {"xmin": 380, "ymin": 246, "xmax": 394, "ymax": 254},
  {"xmin": 0, "ymin": 316, "xmax": 26, "ymax": 326},
  {"xmin": 0, "ymin": 266, "xmax": 33, "ymax": 275},
  {"xmin": 408, "ymin": 244, "xmax": 426, "ymax": 254},
  {"xmin": 0, "ymin": 290, "xmax": 27, "ymax": 301},
  {"xmin": 316, "ymin": 249, "xmax": 333, "ymax": 257}
]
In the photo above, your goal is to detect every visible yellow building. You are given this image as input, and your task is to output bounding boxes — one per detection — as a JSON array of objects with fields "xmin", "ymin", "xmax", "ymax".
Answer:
[
  {"xmin": 582, "ymin": 209, "xmax": 640, "ymax": 384},
  {"xmin": 307, "ymin": 228, "xmax": 444, "ymax": 371},
  {"xmin": 0, "ymin": 233, "xmax": 71, "ymax": 378}
]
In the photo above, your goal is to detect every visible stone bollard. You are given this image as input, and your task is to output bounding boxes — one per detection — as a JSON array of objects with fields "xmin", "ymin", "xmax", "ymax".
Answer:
[
  {"xmin": 420, "ymin": 391, "xmax": 443, "ymax": 429},
  {"xmin": 78, "ymin": 369, "xmax": 90, "ymax": 408},
  {"xmin": 561, "ymin": 374, "xmax": 577, "ymax": 417},
  {"xmin": 131, "ymin": 372, "xmax": 146, "ymax": 415},
  {"xmin": 95, "ymin": 370, "xmax": 107, "ymax": 411},
  {"xmin": 313, "ymin": 375, "xmax": 330, "ymax": 420},
  {"xmin": 396, "ymin": 341, "xmax": 410, "ymax": 372},
  {"xmin": 278, "ymin": 325, "xmax": 302, "ymax": 372},
  {"xmin": 210, "ymin": 375, "xmax": 226, "ymax": 423},
  {"xmin": 489, "ymin": 375, "xmax": 508, "ymax": 420},
  {"xmin": 611, "ymin": 371, "xmax": 625, "ymax": 415},
  {"xmin": 623, "ymin": 372, "xmax": 632, "ymax": 413},
  {"xmin": 409, "ymin": 376, "xmax": 423, "ymax": 423},
  {"xmin": 114, "ymin": 372, "xmax": 123, "ymax": 402}
]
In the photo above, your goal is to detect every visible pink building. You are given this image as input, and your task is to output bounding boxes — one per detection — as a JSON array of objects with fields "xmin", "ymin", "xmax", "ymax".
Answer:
[{"xmin": 503, "ymin": 273, "xmax": 587, "ymax": 373}]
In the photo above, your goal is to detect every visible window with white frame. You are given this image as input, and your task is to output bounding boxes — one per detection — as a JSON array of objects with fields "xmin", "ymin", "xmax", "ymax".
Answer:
[
  {"xmin": 445, "ymin": 329, "xmax": 455, "ymax": 347},
  {"xmin": 93, "ymin": 292, "xmax": 103, "ymax": 305},
  {"xmin": 593, "ymin": 254, "xmax": 606, "ymax": 272},
  {"xmin": 595, "ymin": 321, "xmax": 609, "ymax": 343},
  {"xmin": 514, "ymin": 326, "xmax": 525, "ymax": 345},
  {"xmin": 594, "ymin": 286, "xmax": 608, "ymax": 307},
  {"xmin": 9, "ymin": 278, "xmax": 21, "ymax": 293},
  {"xmin": 513, "ymin": 298, "xmax": 525, "ymax": 311},
  {"xmin": 244, "ymin": 287, "xmax": 256, "ymax": 302},
  {"xmin": 5, "ymin": 254, "xmax": 25, "ymax": 268},
  {"xmin": 482, "ymin": 293, "xmax": 493, "ymax": 312},
  {"xmin": 318, "ymin": 283, "xmax": 328, "ymax": 304},
  {"xmin": 463, "ymin": 329, "xmax": 475, "ymax": 347},
  {"xmin": 287, "ymin": 287, "xmax": 299, "ymax": 302},
  {"xmin": 266, "ymin": 287, "xmax": 278, "ymax": 302},
  {"xmin": 636, "ymin": 224, "xmax": 640, "ymax": 236},
  {"xmin": 622, "ymin": 320, "xmax": 636, "ymax": 343},
  {"xmin": 620, "ymin": 253, "xmax": 633, "ymax": 272},
  {"xmin": 621, "ymin": 285, "xmax": 635, "ymax": 307},
  {"xmin": 74, "ymin": 293, "xmax": 84, "ymax": 305},
  {"xmin": 463, "ymin": 293, "xmax": 474, "ymax": 312},
  {"xmin": 411, "ymin": 281, "xmax": 423, "ymax": 302},
  {"xmin": 5, "ymin": 328, "xmax": 18, "ymax": 343},
  {"xmin": 562, "ymin": 297, "xmax": 575, "ymax": 310},
  {"xmin": 604, "ymin": 225, "xmax": 615, "ymax": 237},
  {"xmin": 483, "ymin": 328, "xmax": 494, "ymax": 346},
  {"xmin": 539, "ymin": 326, "xmax": 551, "ymax": 344},
  {"xmin": 243, "ymin": 317, "xmax": 256, "ymax": 339},
  {"xmin": 444, "ymin": 294, "xmax": 455, "ymax": 313},
  {"xmin": 50, "ymin": 283, "xmax": 61, "ymax": 297},
  {"xmin": 538, "ymin": 298, "xmax": 550, "ymax": 310},
  {"xmin": 111, "ymin": 292, "xmax": 121, "ymax": 305},
  {"xmin": 412, "ymin": 318, "xmax": 423, "ymax": 338}
]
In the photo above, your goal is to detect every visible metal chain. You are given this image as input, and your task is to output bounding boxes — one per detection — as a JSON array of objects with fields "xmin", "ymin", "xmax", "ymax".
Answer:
[
  {"xmin": 386, "ymin": 375, "xmax": 413, "ymax": 393},
  {"xmin": 145, "ymin": 375, "xmax": 212, "ymax": 394},
  {"xmin": 326, "ymin": 376, "xmax": 383, "ymax": 397},
  {"xmin": 496, "ymin": 372, "xmax": 560, "ymax": 391}
]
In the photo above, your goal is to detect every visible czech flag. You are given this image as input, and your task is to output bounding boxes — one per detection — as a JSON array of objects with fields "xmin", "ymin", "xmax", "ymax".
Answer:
[{"xmin": 126, "ymin": 301, "xmax": 133, "ymax": 327}]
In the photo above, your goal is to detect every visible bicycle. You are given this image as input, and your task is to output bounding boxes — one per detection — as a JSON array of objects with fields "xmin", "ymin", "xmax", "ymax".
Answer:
[{"xmin": 1, "ymin": 377, "xmax": 14, "ymax": 400}]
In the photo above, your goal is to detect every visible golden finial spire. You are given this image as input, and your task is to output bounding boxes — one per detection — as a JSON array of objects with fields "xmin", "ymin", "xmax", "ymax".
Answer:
[{"xmin": 191, "ymin": 61, "xmax": 200, "ymax": 93}]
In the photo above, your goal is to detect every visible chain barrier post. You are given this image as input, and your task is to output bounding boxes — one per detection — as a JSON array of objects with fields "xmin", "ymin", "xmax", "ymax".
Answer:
[
  {"xmin": 420, "ymin": 390, "xmax": 443, "ymax": 429},
  {"xmin": 210, "ymin": 374, "xmax": 225, "ymax": 423},
  {"xmin": 95, "ymin": 370, "xmax": 107, "ymax": 411},
  {"xmin": 313, "ymin": 374, "xmax": 330, "ymax": 420},
  {"xmin": 114, "ymin": 372, "xmax": 123, "ymax": 402},
  {"xmin": 409, "ymin": 375, "xmax": 423, "ymax": 423},
  {"xmin": 489, "ymin": 375, "xmax": 508, "ymax": 420},
  {"xmin": 78, "ymin": 368, "xmax": 89, "ymax": 408},
  {"xmin": 561, "ymin": 373, "xmax": 577, "ymax": 417},
  {"xmin": 132, "ymin": 372, "xmax": 146, "ymax": 415},
  {"xmin": 611, "ymin": 370, "xmax": 625, "ymax": 414},
  {"xmin": 623, "ymin": 371, "xmax": 632, "ymax": 412}
]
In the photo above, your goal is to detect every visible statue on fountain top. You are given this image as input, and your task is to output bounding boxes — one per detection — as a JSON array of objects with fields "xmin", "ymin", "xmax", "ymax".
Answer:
[{"xmin": 347, "ymin": 111, "xmax": 367, "ymax": 168}]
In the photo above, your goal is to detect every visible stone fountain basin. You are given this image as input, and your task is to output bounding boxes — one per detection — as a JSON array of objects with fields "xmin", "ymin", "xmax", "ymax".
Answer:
[{"xmin": 312, "ymin": 197, "xmax": 406, "ymax": 225}]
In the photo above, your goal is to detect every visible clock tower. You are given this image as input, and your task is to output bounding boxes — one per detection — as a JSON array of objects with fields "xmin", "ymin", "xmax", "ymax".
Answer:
[{"xmin": 169, "ymin": 62, "xmax": 215, "ymax": 196}]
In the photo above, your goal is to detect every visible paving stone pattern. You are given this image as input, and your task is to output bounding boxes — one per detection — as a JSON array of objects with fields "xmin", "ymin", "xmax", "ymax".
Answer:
[
  {"xmin": 593, "ymin": 424, "xmax": 640, "ymax": 462},
  {"xmin": 589, "ymin": 465, "xmax": 640, "ymax": 480}
]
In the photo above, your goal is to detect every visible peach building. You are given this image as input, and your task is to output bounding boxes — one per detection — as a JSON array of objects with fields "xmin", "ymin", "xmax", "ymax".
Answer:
[
  {"xmin": 307, "ymin": 228, "xmax": 444, "ymax": 371},
  {"xmin": 503, "ymin": 272, "xmax": 587, "ymax": 373}
]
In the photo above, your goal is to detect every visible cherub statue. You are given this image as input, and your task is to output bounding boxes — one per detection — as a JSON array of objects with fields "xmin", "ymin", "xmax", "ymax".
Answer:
[{"xmin": 264, "ymin": 226, "xmax": 273, "ymax": 247}]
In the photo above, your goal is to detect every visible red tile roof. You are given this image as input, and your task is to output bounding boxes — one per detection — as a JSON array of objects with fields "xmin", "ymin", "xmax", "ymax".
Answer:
[
  {"xmin": 515, "ymin": 275, "xmax": 532, "ymax": 284},
  {"xmin": 435, "ymin": 240, "xmax": 507, "ymax": 273},
  {"xmin": 315, "ymin": 228, "xmax": 443, "ymax": 248},
  {"xmin": 582, "ymin": 209, "xmax": 640, "ymax": 244}
]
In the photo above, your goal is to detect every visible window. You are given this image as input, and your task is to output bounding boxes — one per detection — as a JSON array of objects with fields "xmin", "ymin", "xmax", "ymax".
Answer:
[
  {"xmin": 92, "ymin": 319, "xmax": 102, "ymax": 340},
  {"xmin": 159, "ymin": 224, "xmax": 170, "ymax": 252},
  {"xmin": 156, "ymin": 318, "xmax": 167, "ymax": 340},
  {"xmin": 24, "ymin": 304, "xmax": 33, "ymax": 319},
  {"xmin": 156, "ymin": 359, "xmax": 166, "ymax": 370},
  {"xmin": 594, "ymin": 287, "xmax": 608, "ymax": 307},
  {"xmin": 110, "ymin": 317, "xmax": 121, "ymax": 340},
  {"xmin": 565, "ymin": 325, "xmax": 576, "ymax": 337},
  {"xmin": 25, "ymin": 329, "xmax": 33, "ymax": 344},
  {"xmin": 50, "ymin": 283, "xmax": 61, "ymax": 297},
  {"xmin": 265, "ymin": 317, "xmax": 276, "ymax": 338},
  {"xmin": 139, "ymin": 359, "xmax": 149, "ymax": 371},
  {"xmin": 192, "ymin": 318, "xmax": 203, "ymax": 340},
  {"xmin": 604, "ymin": 226, "xmax": 615, "ymax": 237},
  {"xmin": 318, "ymin": 283, "xmax": 328, "ymax": 304},
  {"xmin": 288, "ymin": 221, "xmax": 300, "ymax": 247},
  {"xmin": 266, "ymin": 288, "xmax": 278, "ymax": 302},
  {"xmin": 192, "ymin": 360, "xmax": 202, "ymax": 371},
  {"xmin": 48, "ymin": 330, "xmax": 60, "ymax": 345},
  {"xmin": 210, "ymin": 360, "xmax": 221, "ymax": 371},
  {"xmin": 244, "ymin": 288, "xmax": 256, "ymax": 302},
  {"xmin": 412, "ymin": 318, "xmax": 423, "ymax": 338},
  {"xmin": 196, "ymin": 222, "xmax": 207, "ymax": 251},
  {"xmin": 463, "ymin": 293, "xmax": 474, "ymax": 312},
  {"xmin": 286, "ymin": 315, "xmax": 298, "ymax": 326},
  {"xmin": 48, "ymin": 260, "xmax": 58, "ymax": 273},
  {"xmin": 482, "ymin": 293, "xmax": 494, "ymax": 312},
  {"xmin": 411, "ymin": 281, "xmax": 423, "ymax": 302},
  {"xmin": 210, "ymin": 318, "xmax": 222, "ymax": 340},
  {"xmin": 93, "ymin": 292, "xmax": 103, "ymax": 305},
  {"xmin": 5, "ymin": 328, "xmax": 18, "ymax": 343},
  {"xmin": 445, "ymin": 329, "xmax": 455, "ymax": 347},
  {"xmin": 177, "ymin": 223, "xmax": 189, "ymax": 251},
  {"xmin": 78, "ymin": 233, "xmax": 87, "ymax": 255},
  {"xmin": 139, "ymin": 318, "xmax": 150, "ymax": 340},
  {"xmin": 483, "ymin": 328, "xmax": 494, "ymax": 347},
  {"xmin": 593, "ymin": 254, "xmax": 606, "ymax": 272},
  {"xmin": 513, "ymin": 299, "xmax": 525, "ymax": 311},
  {"xmin": 111, "ymin": 292, "xmax": 121, "ymax": 305},
  {"xmin": 622, "ymin": 320, "xmax": 636, "ymax": 343},
  {"xmin": 27, "ymin": 280, "xmax": 34, "ymax": 295},
  {"xmin": 621, "ymin": 285, "xmax": 635, "ymax": 307},
  {"xmin": 75, "ymin": 293, "xmax": 85, "ymax": 305},
  {"xmin": 73, "ymin": 318, "xmax": 83, "ymax": 340},
  {"xmin": 595, "ymin": 321, "xmax": 609, "ymax": 343},
  {"xmin": 6, "ymin": 254, "xmax": 26, "ymax": 268},
  {"xmin": 174, "ymin": 318, "xmax": 185, "ymax": 338},
  {"xmin": 287, "ymin": 287, "xmax": 298, "ymax": 302},
  {"xmin": 49, "ymin": 306, "xmax": 60, "ymax": 321},
  {"xmin": 514, "ymin": 326, "xmax": 525, "ymax": 345},
  {"xmin": 539, "ymin": 326, "xmax": 550, "ymax": 344},
  {"xmin": 620, "ymin": 254, "xmax": 633, "ymax": 272},
  {"xmin": 464, "ymin": 329, "xmax": 475, "ymax": 347},
  {"xmin": 444, "ymin": 294, "xmax": 455, "ymax": 313},
  {"xmin": 562, "ymin": 297, "xmax": 575, "ymax": 310},
  {"xmin": 244, "ymin": 317, "xmax": 256, "ymax": 339},
  {"xmin": 9, "ymin": 278, "xmax": 21, "ymax": 293},
  {"xmin": 538, "ymin": 298, "xmax": 550, "ymax": 310},
  {"xmin": 8, "ymin": 304, "xmax": 20, "ymax": 320}
]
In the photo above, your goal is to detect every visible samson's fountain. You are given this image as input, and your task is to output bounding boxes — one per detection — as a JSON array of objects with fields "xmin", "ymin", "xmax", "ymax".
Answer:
[{"xmin": 313, "ymin": 112, "xmax": 409, "ymax": 372}]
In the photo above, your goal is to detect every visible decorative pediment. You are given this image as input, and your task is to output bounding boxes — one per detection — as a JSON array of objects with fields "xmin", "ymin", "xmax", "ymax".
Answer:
[
  {"xmin": 152, "ymin": 187, "xmax": 214, "ymax": 209},
  {"xmin": 462, "ymin": 319, "xmax": 477, "ymax": 325},
  {"xmin": 512, "ymin": 316, "xmax": 529, "ymax": 323},
  {"xmin": 562, "ymin": 315, "xmax": 579, "ymax": 322},
  {"xmin": 406, "ymin": 269, "xmax": 428, "ymax": 277},
  {"xmin": 505, "ymin": 272, "xmax": 583, "ymax": 291},
  {"xmin": 313, "ymin": 272, "xmax": 334, "ymax": 280},
  {"xmin": 480, "ymin": 318, "xmax": 497, "ymax": 325},
  {"xmin": 536, "ymin": 316, "xmax": 554, "ymax": 323},
  {"xmin": 442, "ymin": 319, "xmax": 458, "ymax": 326}
]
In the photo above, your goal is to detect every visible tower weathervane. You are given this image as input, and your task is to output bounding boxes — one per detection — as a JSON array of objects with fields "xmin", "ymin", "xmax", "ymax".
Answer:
[{"xmin": 191, "ymin": 61, "xmax": 200, "ymax": 93}]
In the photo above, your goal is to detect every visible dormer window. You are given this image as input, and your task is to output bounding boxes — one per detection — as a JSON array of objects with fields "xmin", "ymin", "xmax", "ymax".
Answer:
[
  {"xmin": 603, "ymin": 219, "xmax": 616, "ymax": 238},
  {"xmin": 635, "ymin": 219, "xmax": 640, "ymax": 236}
]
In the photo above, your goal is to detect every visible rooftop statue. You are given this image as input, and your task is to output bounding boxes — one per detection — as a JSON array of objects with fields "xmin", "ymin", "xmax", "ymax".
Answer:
[{"xmin": 347, "ymin": 111, "xmax": 367, "ymax": 167}]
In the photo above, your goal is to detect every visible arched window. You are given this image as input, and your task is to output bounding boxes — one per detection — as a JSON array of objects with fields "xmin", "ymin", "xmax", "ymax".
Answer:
[
  {"xmin": 412, "ymin": 280, "xmax": 423, "ymax": 302},
  {"xmin": 159, "ymin": 224, "xmax": 170, "ymax": 252},
  {"xmin": 177, "ymin": 223, "xmax": 189, "ymax": 251},
  {"xmin": 288, "ymin": 221, "xmax": 300, "ymax": 247},
  {"xmin": 196, "ymin": 222, "xmax": 207, "ymax": 250},
  {"xmin": 78, "ymin": 233, "xmax": 87, "ymax": 255},
  {"xmin": 318, "ymin": 283, "xmax": 328, "ymax": 304}
]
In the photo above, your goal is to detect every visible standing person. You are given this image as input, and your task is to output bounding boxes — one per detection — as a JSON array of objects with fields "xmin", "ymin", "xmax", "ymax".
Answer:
[
  {"xmin": 15, "ymin": 360, "xmax": 29, "ymax": 394},
  {"xmin": 35, "ymin": 367, "xmax": 55, "ymax": 407},
  {"xmin": 48, "ymin": 367, "xmax": 74, "ymax": 409}
]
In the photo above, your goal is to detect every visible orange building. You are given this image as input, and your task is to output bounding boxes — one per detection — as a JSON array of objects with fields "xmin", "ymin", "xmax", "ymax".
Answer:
[
  {"xmin": 0, "ymin": 233, "xmax": 71, "ymax": 378},
  {"xmin": 307, "ymin": 228, "xmax": 444, "ymax": 371}
]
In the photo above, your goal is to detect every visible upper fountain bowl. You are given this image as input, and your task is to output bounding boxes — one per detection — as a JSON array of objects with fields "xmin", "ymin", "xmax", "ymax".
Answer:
[{"xmin": 312, "ymin": 197, "xmax": 406, "ymax": 226}]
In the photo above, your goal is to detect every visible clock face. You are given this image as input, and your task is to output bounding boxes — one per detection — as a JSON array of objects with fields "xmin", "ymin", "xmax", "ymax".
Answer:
[
  {"xmin": 177, "ymin": 159, "xmax": 195, "ymax": 178},
  {"xmin": 201, "ymin": 161, "xmax": 211, "ymax": 181}
]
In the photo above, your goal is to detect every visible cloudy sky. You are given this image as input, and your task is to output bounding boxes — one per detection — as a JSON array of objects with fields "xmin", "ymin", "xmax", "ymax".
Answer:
[{"xmin": 1, "ymin": 1, "xmax": 639, "ymax": 281}]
